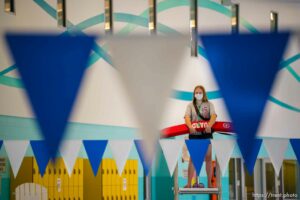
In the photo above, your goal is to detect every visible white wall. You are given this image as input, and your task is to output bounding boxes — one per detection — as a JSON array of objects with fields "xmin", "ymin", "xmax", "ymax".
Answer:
[{"xmin": 0, "ymin": 0, "xmax": 299, "ymax": 138}]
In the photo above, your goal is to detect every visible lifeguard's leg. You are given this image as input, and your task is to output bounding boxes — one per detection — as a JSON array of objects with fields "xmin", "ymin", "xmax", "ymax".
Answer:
[
  {"xmin": 205, "ymin": 144, "xmax": 212, "ymax": 187},
  {"xmin": 184, "ymin": 159, "xmax": 195, "ymax": 188}
]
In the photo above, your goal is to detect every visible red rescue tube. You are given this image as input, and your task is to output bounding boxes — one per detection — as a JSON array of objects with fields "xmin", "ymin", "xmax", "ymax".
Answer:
[{"xmin": 161, "ymin": 120, "xmax": 234, "ymax": 138}]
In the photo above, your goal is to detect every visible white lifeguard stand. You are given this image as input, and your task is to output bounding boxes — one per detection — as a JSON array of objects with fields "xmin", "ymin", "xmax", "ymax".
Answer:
[{"xmin": 173, "ymin": 144, "xmax": 222, "ymax": 200}]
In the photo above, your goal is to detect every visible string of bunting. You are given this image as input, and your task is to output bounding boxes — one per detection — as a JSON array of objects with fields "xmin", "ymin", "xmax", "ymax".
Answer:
[{"xmin": 0, "ymin": 138, "xmax": 299, "ymax": 177}]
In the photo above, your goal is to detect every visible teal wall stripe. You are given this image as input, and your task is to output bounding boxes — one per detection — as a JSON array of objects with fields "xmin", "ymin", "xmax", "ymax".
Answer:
[
  {"xmin": 33, "ymin": 0, "xmax": 57, "ymax": 19},
  {"xmin": 269, "ymin": 96, "xmax": 300, "ymax": 113},
  {"xmin": 280, "ymin": 53, "xmax": 300, "ymax": 69},
  {"xmin": 286, "ymin": 65, "xmax": 300, "ymax": 82},
  {"xmin": 0, "ymin": 115, "xmax": 137, "ymax": 140},
  {"xmin": 172, "ymin": 89, "xmax": 221, "ymax": 101},
  {"xmin": 0, "ymin": 65, "xmax": 16, "ymax": 76},
  {"xmin": 0, "ymin": 76, "xmax": 23, "ymax": 88}
]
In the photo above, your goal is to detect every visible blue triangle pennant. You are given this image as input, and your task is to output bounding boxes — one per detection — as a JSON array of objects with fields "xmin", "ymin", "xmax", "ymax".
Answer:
[
  {"xmin": 83, "ymin": 140, "xmax": 107, "ymax": 176},
  {"xmin": 185, "ymin": 139, "xmax": 210, "ymax": 175},
  {"xmin": 0, "ymin": 140, "xmax": 2, "ymax": 150},
  {"xmin": 30, "ymin": 140, "xmax": 51, "ymax": 176},
  {"xmin": 240, "ymin": 138, "xmax": 262, "ymax": 175},
  {"xmin": 6, "ymin": 33, "xmax": 95, "ymax": 158},
  {"xmin": 290, "ymin": 139, "xmax": 300, "ymax": 165},
  {"xmin": 200, "ymin": 32, "xmax": 289, "ymax": 170},
  {"xmin": 134, "ymin": 140, "xmax": 156, "ymax": 175}
]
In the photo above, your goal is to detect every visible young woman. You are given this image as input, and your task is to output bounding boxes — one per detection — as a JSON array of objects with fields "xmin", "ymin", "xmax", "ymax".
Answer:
[{"xmin": 184, "ymin": 85, "xmax": 217, "ymax": 188}]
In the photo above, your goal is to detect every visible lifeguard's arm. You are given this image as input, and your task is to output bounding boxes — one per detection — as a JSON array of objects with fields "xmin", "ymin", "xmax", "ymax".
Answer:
[
  {"xmin": 208, "ymin": 102, "xmax": 217, "ymax": 128},
  {"xmin": 184, "ymin": 115, "xmax": 193, "ymax": 129},
  {"xmin": 184, "ymin": 115, "xmax": 196, "ymax": 133},
  {"xmin": 207, "ymin": 114, "xmax": 217, "ymax": 128}
]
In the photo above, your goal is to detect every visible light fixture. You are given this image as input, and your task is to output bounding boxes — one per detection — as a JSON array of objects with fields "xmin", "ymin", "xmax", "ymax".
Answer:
[
  {"xmin": 231, "ymin": 4, "xmax": 239, "ymax": 34},
  {"xmin": 57, "ymin": 0, "xmax": 66, "ymax": 28},
  {"xmin": 190, "ymin": 0, "xmax": 198, "ymax": 57},
  {"xmin": 4, "ymin": 0, "xmax": 15, "ymax": 14},
  {"xmin": 149, "ymin": 0, "xmax": 157, "ymax": 35},
  {"xmin": 270, "ymin": 11, "xmax": 278, "ymax": 33},
  {"xmin": 105, "ymin": 0, "xmax": 113, "ymax": 34}
]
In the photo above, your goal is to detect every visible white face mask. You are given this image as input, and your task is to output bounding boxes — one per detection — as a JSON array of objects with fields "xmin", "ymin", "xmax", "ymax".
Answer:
[{"xmin": 195, "ymin": 93, "xmax": 203, "ymax": 101}]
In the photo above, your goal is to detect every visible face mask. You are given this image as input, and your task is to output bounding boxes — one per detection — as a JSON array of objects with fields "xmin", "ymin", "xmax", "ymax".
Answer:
[{"xmin": 195, "ymin": 93, "xmax": 203, "ymax": 101}]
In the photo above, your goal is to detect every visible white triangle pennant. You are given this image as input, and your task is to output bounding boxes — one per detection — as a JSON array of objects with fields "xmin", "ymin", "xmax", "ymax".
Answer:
[
  {"xmin": 59, "ymin": 140, "xmax": 82, "ymax": 176},
  {"xmin": 109, "ymin": 140, "xmax": 133, "ymax": 176},
  {"xmin": 263, "ymin": 138, "xmax": 289, "ymax": 176},
  {"xmin": 160, "ymin": 139, "xmax": 184, "ymax": 176},
  {"xmin": 107, "ymin": 35, "xmax": 188, "ymax": 161},
  {"xmin": 4, "ymin": 140, "xmax": 29, "ymax": 177},
  {"xmin": 211, "ymin": 139, "xmax": 235, "ymax": 176}
]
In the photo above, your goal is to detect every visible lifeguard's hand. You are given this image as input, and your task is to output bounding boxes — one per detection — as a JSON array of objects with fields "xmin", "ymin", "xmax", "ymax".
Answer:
[
  {"xmin": 205, "ymin": 126, "xmax": 212, "ymax": 133},
  {"xmin": 189, "ymin": 127, "xmax": 197, "ymax": 134}
]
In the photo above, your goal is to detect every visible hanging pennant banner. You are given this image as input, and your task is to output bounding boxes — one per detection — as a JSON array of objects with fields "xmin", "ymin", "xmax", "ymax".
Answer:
[
  {"xmin": 4, "ymin": 140, "xmax": 29, "ymax": 177},
  {"xmin": 290, "ymin": 139, "xmax": 300, "ymax": 165},
  {"xmin": 109, "ymin": 140, "xmax": 133, "ymax": 176},
  {"xmin": 200, "ymin": 33, "xmax": 289, "ymax": 171},
  {"xmin": 211, "ymin": 139, "xmax": 235, "ymax": 176},
  {"xmin": 30, "ymin": 140, "xmax": 51, "ymax": 176},
  {"xmin": 5, "ymin": 33, "xmax": 95, "ymax": 159},
  {"xmin": 60, "ymin": 140, "xmax": 82, "ymax": 176},
  {"xmin": 135, "ymin": 140, "xmax": 157, "ymax": 175},
  {"xmin": 185, "ymin": 139, "xmax": 210, "ymax": 175},
  {"xmin": 0, "ymin": 141, "xmax": 2, "ymax": 150},
  {"xmin": 159, "ymin": 139, "xmax": 184, "ymax": 176},
  {"xmin": 83, "ymin": 140, "xmax": 107, "ymax": 176},
  {"xmin": 108, "ymin": 35, "xmax": 188, "ymax": 162},
  {"xmin": 264, "ymin": 138, "xmax": 289, "ymax": 176},
  {"xmin": 240, "ymin": 138, "xmax": 262, "ymax": 175}
]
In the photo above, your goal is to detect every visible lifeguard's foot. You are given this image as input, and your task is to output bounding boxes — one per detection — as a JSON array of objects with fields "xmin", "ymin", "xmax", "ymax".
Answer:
[
  {"xmin": 183, "ymin": 184, "xmax": 191, "ymax": 188},
  {"xmin": 193, "ymin": 183, "xmax": 205, "ymax": 188}
]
